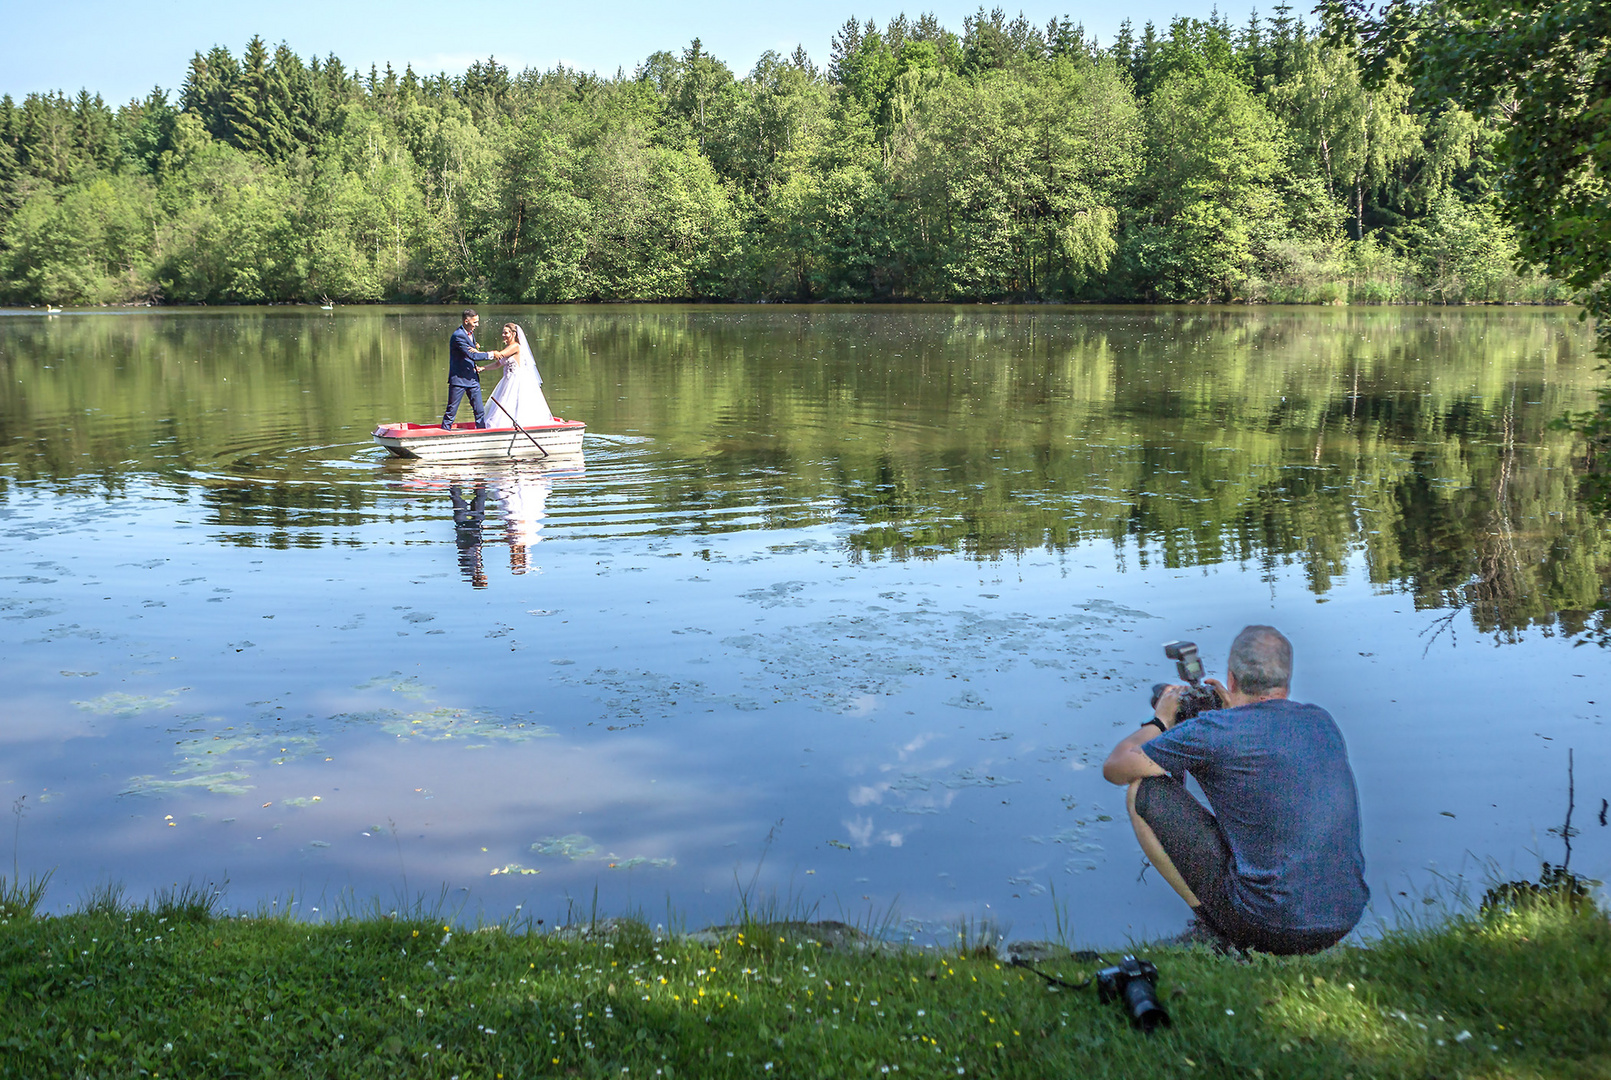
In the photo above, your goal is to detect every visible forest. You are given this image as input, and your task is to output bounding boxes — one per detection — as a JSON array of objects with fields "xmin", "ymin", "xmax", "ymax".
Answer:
[{"xmin": 0, "ymin": 7, "xmax": 1573, "ymax": 307}]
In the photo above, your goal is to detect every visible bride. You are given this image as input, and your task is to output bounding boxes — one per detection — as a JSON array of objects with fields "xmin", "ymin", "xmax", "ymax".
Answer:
[{"xmin": 480, "ymin": 323, "xmax": 554, "ymax": 428}]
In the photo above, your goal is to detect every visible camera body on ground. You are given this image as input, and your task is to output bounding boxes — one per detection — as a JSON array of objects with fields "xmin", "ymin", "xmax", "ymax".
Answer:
[
  {"xmin": 1149, "ymin": 639, "xmax": 1224, "ymax": 723},
  {"xmin": 1096, "ymin": 955, "xmax": 1170, "ymax": 1031}
]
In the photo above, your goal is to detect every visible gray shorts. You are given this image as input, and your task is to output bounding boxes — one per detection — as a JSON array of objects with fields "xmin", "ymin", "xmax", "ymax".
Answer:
[{"xmin": 1134, "ymin": 775, "xmax": 1348, "ymax": 955}]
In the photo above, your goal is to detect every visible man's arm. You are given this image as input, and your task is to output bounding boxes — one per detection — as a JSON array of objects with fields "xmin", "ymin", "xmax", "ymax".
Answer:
[
  {"xmin": 1102, "ymin": 727, "xmax": 1169, "ymax": 785},
  {"xmin": 1102, "ymin": 683, "xmax": 1179, "ymax": 785},
  {"xmin": 454, "ymin": 328, "xmax": 493, "ymax": 363}
]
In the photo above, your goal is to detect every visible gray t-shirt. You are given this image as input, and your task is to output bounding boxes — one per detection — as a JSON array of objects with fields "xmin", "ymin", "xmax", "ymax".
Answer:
[{"xmin": 1143, "ymin": 697, "xmax": 1368, "ymax": 933}]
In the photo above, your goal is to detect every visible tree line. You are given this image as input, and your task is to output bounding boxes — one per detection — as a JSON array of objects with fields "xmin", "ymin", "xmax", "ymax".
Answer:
[{"xmin": 0, "ymin": 7, "xmax": 1569, "ymax": 307}]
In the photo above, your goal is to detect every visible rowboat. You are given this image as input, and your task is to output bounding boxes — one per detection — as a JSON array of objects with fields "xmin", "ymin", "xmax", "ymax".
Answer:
[{"xmin": 372, "ymin": 418, "xmax": 585, "ymax": 461}]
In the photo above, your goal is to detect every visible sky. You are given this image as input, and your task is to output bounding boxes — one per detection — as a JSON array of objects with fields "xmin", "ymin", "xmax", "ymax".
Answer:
[{"xmin": 1, "ymin": 0, "xmax": 1277, "ymax": 107}]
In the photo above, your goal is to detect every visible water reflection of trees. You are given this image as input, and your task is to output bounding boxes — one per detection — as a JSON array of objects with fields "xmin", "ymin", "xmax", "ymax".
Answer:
[
  {"xmin": 203, "ymin": 480, "xmax": 372, "ymax": 549},
  {"xmin": 2, "ymin": 306, "xmax": 1606, "ymax": 637}
]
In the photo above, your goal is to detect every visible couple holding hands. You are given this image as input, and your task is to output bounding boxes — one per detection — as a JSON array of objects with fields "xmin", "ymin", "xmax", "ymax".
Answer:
[{"xmin": 442, "ymin": 309, "xmax": 553, "ymax": 430}]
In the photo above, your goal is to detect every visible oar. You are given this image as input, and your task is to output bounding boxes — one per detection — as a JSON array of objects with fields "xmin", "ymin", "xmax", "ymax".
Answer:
[{"xmin": 487, "ymin": 395, "xmax": 549, "ymax": 458}]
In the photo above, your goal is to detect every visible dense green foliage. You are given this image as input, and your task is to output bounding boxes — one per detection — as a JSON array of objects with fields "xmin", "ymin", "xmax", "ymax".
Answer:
[
  {"xmin": 0, "ymin": 9, "xmax": 1565, "ymax": 307},
  {"xmin": 1323, "ymin": 0, "xmax": 1611, "ymax": 504},
  {"xmin": 0, "ymin": 879, "xmax": 1607, "ymax": 1079}
]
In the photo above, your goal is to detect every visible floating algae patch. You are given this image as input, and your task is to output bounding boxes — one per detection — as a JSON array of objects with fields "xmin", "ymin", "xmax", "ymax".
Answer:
[
  {"xmin": 890, "ymin": 768, "xmax": 1020, "ymax": 791},
  {"xmin": 490, "ymin": 864, "xmax": 541, "ymax": 876},
  {"xmin": 170, "ymin": 722, "xmax": 322, "ymax": 769},
  {"xmin": 353, "ymin": 671, "xmax": 434, "ymax": 701},
  {"xmin": 118, "ymin": 720, "xmax": 324, "ymax": 798},
  {"xmin": 28, "ymin": 622, "xmax": 120, "ymax": 644},
  {"xmin": 121, "ymin": 771, "xmax": 254, "ymax": 797},
  {"xmin": 553, "ymin": 666, "xmax": 748, "ymax": 723},
  {"xmin": 282, "ymin": 796, "xmax": 324, "ymax": 808},
  {"xmin": 332, "ymin": 707, "xmax": 556, "ymax": 744},
  {"xmin": 530, "ymin": 833, "xmax": 676, "ymax": 870},
  {"xmin": 717, "ymin": 600, "xmax": 1153, "ymax": 714},
  {"xmin": 0, "ymin": 597, "xmax": 60, "ymax": 619},
  {"xmin": 1007, "ymin": 873, "xmax": 1047, "ymax": 896},
  {"xmin": 1026, "ymin": 824, "xmax": 1106, "ymax": 855},
  {"xmin": 739, "ymin": 580, "xmax": 812, "ymax": 608},
  {"xmin": 532, "ymin": 834, "xmax": 600, "ymax": 860},
  {"xmin": 75, "ymin": 688, "xmax": 189, "ymax": 717}
]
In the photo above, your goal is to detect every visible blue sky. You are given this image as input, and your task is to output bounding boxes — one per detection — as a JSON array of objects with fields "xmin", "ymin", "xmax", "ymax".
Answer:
[{"xmin": 2, "ymin": 0, "xmax": 1280, "ymax": 106}]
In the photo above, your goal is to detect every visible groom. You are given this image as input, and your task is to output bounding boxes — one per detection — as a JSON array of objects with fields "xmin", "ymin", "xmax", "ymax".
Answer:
[{"xmin": 442, "ymin": 309, "xmax": 496, "ymax": 430}]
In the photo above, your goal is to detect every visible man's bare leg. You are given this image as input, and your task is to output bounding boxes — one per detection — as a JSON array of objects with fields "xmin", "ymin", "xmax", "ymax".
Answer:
[{"xmin": 1127, "ymin": 779, "xmax": 1201, "ymax": 908}]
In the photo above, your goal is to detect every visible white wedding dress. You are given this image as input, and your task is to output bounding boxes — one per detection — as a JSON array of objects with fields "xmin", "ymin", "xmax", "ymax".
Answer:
[
  {"xmin": 486, "ymin": 325, "xmax": 553, "ymax": 428},
  {"xmin": 494, "ymin": 470, "xmax": 551, "ymax": 574}
]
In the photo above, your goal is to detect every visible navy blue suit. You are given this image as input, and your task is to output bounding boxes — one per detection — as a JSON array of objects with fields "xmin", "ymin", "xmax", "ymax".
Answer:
[{"xmin": 442, "ymin": 325, "xmax": 494, "ymax": 429}]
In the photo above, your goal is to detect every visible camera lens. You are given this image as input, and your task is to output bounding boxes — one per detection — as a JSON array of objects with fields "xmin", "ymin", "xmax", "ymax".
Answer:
[{"xmin": 1123, "ymin": 977, "xmax": 1171, "ymax": 1031}]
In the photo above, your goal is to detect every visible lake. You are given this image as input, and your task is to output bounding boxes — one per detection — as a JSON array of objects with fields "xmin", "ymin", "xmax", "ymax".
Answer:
[{"xmin": 1, "ymin": 304, "xmax": 1606, "ymax": 946}]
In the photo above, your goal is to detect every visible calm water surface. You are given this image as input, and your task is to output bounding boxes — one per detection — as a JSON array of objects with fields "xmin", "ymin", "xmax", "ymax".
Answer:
[{"xmin": 1, "ymin": 305, "xmax": 1607, "ymax": 945}]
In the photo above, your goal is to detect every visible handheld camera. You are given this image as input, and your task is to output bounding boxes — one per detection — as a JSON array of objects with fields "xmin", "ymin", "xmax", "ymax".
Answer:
[
  {"xmin": 1096, "ymin": 955, "xmax": 1170, "ymax": 1031},
  {"xmin": 1149, "ymin": 640, "xmax": 1225, "ymax": 723}
]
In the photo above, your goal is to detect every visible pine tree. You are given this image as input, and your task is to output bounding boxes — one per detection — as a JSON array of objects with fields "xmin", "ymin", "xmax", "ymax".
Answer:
[
  {"xmin": 181, "ymin": 47, "xmax": 239, "ymax": 140},
  {"xmin": 1134, "ymin": 22, "xmax": 1161, "ymax": 96},
  {"xmin": 72, "ymin": 90, "xmax": 117, "ymax": 169},
  {"xmin": 1111, "ymin": 20, "xmax": 1136, "ymax": 76},
  {"xmin": 226, "ymin": 36, "xmax": 273, "ymax": 155},
  {"xmin": 1268, "ymin": 3, "xmax": 1299, "ymax": 87}
]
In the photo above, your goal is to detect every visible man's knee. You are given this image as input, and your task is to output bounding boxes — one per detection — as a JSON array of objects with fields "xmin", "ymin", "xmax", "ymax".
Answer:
[{"xmin": 1131, "ymin": 774, "xmax": 1183, "ymax": 827}]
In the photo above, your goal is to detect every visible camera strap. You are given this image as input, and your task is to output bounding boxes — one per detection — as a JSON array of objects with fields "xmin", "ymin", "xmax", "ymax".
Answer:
[{"xmin": 1009, "ymin": 957, "xmax": 1093, "ymax": 992}]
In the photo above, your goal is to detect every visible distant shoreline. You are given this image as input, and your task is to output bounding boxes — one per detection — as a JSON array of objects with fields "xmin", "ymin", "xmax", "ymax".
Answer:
[{"xmin": 6, "ymin": 298, "xmax": 1584, "ymax": 312}]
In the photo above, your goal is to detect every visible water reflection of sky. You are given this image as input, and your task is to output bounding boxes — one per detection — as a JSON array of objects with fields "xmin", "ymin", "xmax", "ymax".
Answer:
[
  {"xmin": 3, "ymin": 468, "xmax": 1604, "ymax": 946},
  {"xmin": 1, "ymin": 307, "xmax": 1607, "ymax": 947}
]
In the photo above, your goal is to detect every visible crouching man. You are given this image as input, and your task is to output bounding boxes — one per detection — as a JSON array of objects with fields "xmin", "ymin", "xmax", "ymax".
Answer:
[{"xmin": 1102, "ymin": 625, "xmax": 1368, "ymax": 954}]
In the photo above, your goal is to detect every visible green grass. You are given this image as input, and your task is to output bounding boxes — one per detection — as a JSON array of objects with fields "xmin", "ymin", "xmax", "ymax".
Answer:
[{"xmin": 0, "ymin": 889, "xmax": 1606, "ymax": 1079}]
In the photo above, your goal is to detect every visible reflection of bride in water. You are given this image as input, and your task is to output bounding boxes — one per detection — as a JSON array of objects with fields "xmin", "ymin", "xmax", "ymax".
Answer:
[
  {"xmin": 485, "ymin": 323, "xmax": 553, "ymax": 428},
  {"xmin": 492, "ymin": 469, "xmax": 552, "ymax": 574},
  {"xmin": 386, "ymin": 461, "xmax": 566, "ymax": 585}
]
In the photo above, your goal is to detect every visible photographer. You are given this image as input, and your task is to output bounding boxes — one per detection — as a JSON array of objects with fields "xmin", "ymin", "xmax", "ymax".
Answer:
[{"xmin": 1102, "ymin": 626, "xmax": 1368, "ymax": 954}]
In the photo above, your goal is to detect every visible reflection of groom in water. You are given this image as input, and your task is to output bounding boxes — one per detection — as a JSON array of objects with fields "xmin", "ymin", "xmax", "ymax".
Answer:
[
  {"xmin": 450, "ymin": 484, "xmax": 489, "ymax": 588},
  {"xmin": 442, "ymin": 309, "xmax": 496, "ymax": 430}
]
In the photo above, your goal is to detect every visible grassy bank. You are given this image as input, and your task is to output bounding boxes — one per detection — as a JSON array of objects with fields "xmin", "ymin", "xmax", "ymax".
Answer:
[{"xmin": 0, "ymin": 884, "xmax": 1606, "ymax": 1080}]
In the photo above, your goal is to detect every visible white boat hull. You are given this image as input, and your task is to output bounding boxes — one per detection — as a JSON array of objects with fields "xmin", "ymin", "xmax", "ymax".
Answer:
[{"xmin": 372, "ymin": 420, "xmax": 586, "ymax": 461}]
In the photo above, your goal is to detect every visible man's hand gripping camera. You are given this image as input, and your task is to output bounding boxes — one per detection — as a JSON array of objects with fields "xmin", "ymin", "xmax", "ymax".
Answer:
[{"xmin": 1149, "ymin": 640, "xmax": 1225, "ymax": 724}]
